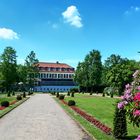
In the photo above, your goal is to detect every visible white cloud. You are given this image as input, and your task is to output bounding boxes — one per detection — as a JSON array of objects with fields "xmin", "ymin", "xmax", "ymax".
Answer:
[
  {"xmin": 124, "ymin": 6, "xmax": 140, "ymax": 15},
  {"xmin": 62, "ymin": 5, "xmax": 83, "ymax": 28},
  {"xmin": 0, "ymin": 28, "xmax": 19, "ymax": 40}
]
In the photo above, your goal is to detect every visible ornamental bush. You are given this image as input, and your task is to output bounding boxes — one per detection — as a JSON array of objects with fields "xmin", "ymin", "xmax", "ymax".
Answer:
[
  {"xmin": 7, "ymin": 92, "xmax": 11, "ymax": 97},
  {"xmin": 118, "ymin": 70, "xmax": 140, "ymax": 127},
  {"xmin": 12, "ymin": 91, "xmax": 15, "ymax": 96},
  {"xmin": 59, "ymin": 94, "xmax": 65, "ymax": 100},
  {"xmin": 1, "ymin": 101, "xmax": 9, "ymax": 107},
  {"xmin": 67, "ymin": 91, "xmax": 70, "ymax": 96},
  {"xmin": 56, "ymin": 92, "xmax": 59, "ymax": 98},
  {"xmin": 23, "ymin": 92, "xmax": 26, "ymax": 98},
  {"xmin": 71, "ymin": 92, "xmax": 74, "ymax": 97},
  {"xmin": 113, "ymin": 102, "xmax": 127, "ymax": 138},
  {"xmin": 102, "ymin": 92, "xmax": 105, "ymax": 97},
  {"xmin": 16, "ymin": 95, "xmax": 22, "ymax": 100},
  {"xmin": 68, "ymin": 100, "xmax": 76, "ymax": 106}
]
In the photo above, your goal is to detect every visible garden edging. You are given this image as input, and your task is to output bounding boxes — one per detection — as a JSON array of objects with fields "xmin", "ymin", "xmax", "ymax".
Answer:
[{"xmin": 0, "ymin": 97, "xmax": 30, "ymax": 118}]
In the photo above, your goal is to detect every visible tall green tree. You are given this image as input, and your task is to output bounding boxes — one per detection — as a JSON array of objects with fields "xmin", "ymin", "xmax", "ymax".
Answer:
[
  {"xmin": 0, "ymin": 46, "xmax": 17, "ymax": 91},
  {"xmin": 17, "ymin": 64, "xmax": 28, "ymax": 84},
  {"xmin": 25, "ymin": 51, "xmax": 39, "ymax": 88},
  {"xmin": 88, "ymin": 50, "xmax": 102, "ymax": 90},
  {"xmin": 74, "ymin": 50, "xmax": 102, "ymax": 92},
  {"xmin": 104, "ymin": 54, "xmax": 139, "ymax": 95}
]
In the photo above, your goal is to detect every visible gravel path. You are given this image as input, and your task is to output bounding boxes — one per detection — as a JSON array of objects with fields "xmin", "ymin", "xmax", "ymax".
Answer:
[{"xmin": 0, "ymin": 94, "xmax": 92, "ymax": 140}]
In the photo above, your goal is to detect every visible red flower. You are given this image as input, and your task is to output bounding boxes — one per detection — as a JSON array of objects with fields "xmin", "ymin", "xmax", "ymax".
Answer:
[
  {"xmin": 0, "ymin": 106, "xmax": 5, "ymax": 110},
  {"xmin": 61, "ymin": 100, "xmax": 112, "ymax": 135},
  {"xmin": 134, "ymin": 93, "xmax": 140, "ymax": 101}
]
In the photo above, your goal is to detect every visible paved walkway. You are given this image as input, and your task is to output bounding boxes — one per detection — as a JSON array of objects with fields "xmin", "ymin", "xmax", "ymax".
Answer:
[{"xmin": 0, "ymin": 94, "xmax": 92, "ymax": 140}]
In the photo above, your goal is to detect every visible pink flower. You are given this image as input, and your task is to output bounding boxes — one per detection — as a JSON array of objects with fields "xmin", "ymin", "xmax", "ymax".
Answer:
[
  {"xmin": 133, "ymin": 110, "xmax": 140, "ymax": 116},
  {"xmin": 118, "ymin": 101, "xmax": 125, "ymax": 109},
  {"xmin": 137, "ymin": 86, "xmax": 140, "ymax": 91},
  {"xmin": 124, "ymin": 89, "xmax": 131, "ymax": 95},
  {"xmin": 135, "ymin": 135, "xmax": 140, "ymax": 140},
  {"xmin": 125, "ymin": 84, "xmax": 131, "ymax": 89},
  {"xmin": 134, "ymin": 93, "xmax": 140, "ymax": 101}
]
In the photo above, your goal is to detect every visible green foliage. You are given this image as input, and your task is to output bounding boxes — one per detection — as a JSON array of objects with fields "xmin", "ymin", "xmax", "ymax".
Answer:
[
  {"xmin": 113, "ymin": 103, "xmax": 127, "ymax": 138},
  {"xmin": 17, "ymin": 64, "xmax": 27, "ymax": 85},
  {"xmin": 68, "ymin": 100, "xmax": 76, "ymax": 106},
  {"xmin": 74, "ymin": 50, "xmax": 102, "ymax": 91},
  {"xmin": 28, "ymin": 91, "xmax": 33, "ymax": 95},
  {"xmin": 104, "ymin": 55, "xmax": 139, "ymax": 95},
  {"xmin": 67, "ymin": 91, "xmax": 70, "ymax": 96},
  {"xmin": 110, "ymin": 93, "xmax": 113, "ymax": 98},
  {"xmin": 12, "ymin": 91, "xmax": 15, "ymax": 96},
  {"xmin": 25, "ymin": 51, "xmax": 39, "ymax": 88},
  {"xmin": 65, "ymin": 94, "xmax": 140, "ymax": 137},
  {"xmin": 0, "ymin": 46, "xmax": 17, "ymax": 91},
  {"xmin": 103, "ymin": 87, "xmax": 116, "ymax": 96},
  {"xmin": 23, "ymin": 92, "xmax": 26, "ymax": 98},
  {"xmin": 16, "ymin": 95, "xmax": 22, "ymax": 100},
  {"xmin": 70, "ymin": 87, "xmax": 79, "ymax": 93},
  {"xmin": 7, "ymin": 91, "xmax": 11, "ymax": 97},
  {"xmin": 59, "ymin": 94, "xmax": 65, "ymax": 100},
  {"xmin": 56, "ymin": 92, "xmax": 59, "ymax": 98},
  {"xmin": 1, "ymin": 100, "xmax": 9, "ymax": 107},
  {"xmin": 71, "ymin": 92, "xmax": 74, "ymax": 97}
]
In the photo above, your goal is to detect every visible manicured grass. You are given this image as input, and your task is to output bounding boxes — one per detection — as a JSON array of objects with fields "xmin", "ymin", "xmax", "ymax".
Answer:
[
  {"xmin": 65, "ymin": 93, "xmax": 140, "ymax": 139},
  {"xmin": 55, "ymin": 97, "xmax": 115, "ymax": 140},
  {"xmin": 0, "ymin": 96, "xmax": 16, "ymax": 103}
]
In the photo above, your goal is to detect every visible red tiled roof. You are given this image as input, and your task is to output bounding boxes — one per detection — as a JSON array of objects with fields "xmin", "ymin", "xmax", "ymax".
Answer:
[{"xmin": 38, "ymin": 62, "xmax": 73, "ymax": 69}]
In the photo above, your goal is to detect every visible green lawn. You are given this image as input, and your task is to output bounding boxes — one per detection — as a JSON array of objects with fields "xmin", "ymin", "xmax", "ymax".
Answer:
[
  {"xmin": 64, "ymin": 93, "xmax": 140, "ymax": 139},
  {"xmin": 0, "ymin": 94, "xmax": 16, "ymax": 103},
  {"xmin": 55, "ymin": 97, "xmax": 115, "ymax": 140}
]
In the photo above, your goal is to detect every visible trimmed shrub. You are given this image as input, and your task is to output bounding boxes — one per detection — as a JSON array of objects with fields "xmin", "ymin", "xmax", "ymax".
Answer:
[
  {"xmin": 70, "ymin": 87, "xmax": 79, "ymax": 93},
  {"xmin": 71, "ymin": 92, "xmax": 74, "ymax": 97},
  {"xmin": 67, "ymin": 91, "xmax": 70, "ymax": 96},
  {"xmin": 16, "ymin": 95, "xmax": 22, "ymax": 100},
  {"xmin": 68, "ymin": 100, "xmax": 76, "ymax": 106},
  {"xmin": 23, "ymin": 92, "xmax": 26, "ymax": 98},
  {"xmin": 110, "ymin": 93, "xmax": 113, "ymax": 98},
  {"xmin": 56, "ymin": 92, "xmax": 59, "ymax": 98},
  {"xmin": 12, "ymin": 91, "xmax": 15, "ymax": 96},
  {"xmin": 59, "ymin": 94, "xmax": 65, "ymax": 100},
  {"xmin": 7, "ymin": 92, "xmax": 11, "ymax": 97},
  {"xmin": 102, "ymin": 92, "xmax": 105, "ymax": 97},
  {"xmin": 28, "ymin": 91, "xmax": 33, "ymax": 95},
  {"xmin": 1, "ymin": 101, "xmax": 9, "ymax": 107},
  {"xmin": 90, "ymin": 92, "xmax": 92, "ymax": 95},
  {"xmin": 113, "ymin": 102, "xmax": 127, "ymax": 139}
]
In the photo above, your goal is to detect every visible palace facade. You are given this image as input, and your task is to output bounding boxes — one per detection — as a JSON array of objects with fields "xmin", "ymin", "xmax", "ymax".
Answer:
[{"xmin": 34, "ymin": 62, "xmax": 77, "ymax": 92}]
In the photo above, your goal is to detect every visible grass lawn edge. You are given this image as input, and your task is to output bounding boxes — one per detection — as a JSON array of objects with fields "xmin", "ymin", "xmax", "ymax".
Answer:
[
  {"xmin": 54, "ymin": 97, "xmax": 115, "ymax": 140},
  {"xmin": 0, "ymin": 97, "xmax": 30, "ymax": 118}
]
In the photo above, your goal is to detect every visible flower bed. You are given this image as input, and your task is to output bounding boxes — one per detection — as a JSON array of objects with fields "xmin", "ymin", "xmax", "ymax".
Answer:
[
  {"xmin": 10, "ymin": 100, "xmax": 17, "ymax": 105},
  {"xmin": 61, "ymin": 100, "xmax": 112, "ymax": 135},
  {"xmin": 0, "ymin": 106, "xmax": 6, "ymax": 110},
  {"xmin": 0, "ymin": 100, "xmax": 17, "ymax": 110}
]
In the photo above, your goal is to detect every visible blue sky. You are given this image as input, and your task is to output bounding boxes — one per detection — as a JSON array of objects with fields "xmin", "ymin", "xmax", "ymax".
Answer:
[{"xmin": 0, "ymin": 0, "xmax": 140, "ymax": 68}]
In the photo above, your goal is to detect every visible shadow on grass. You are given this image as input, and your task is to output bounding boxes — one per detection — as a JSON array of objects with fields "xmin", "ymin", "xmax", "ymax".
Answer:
[{"xmin": 121, "ymin": 135, "xmax": 137, "ymax": 140}]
